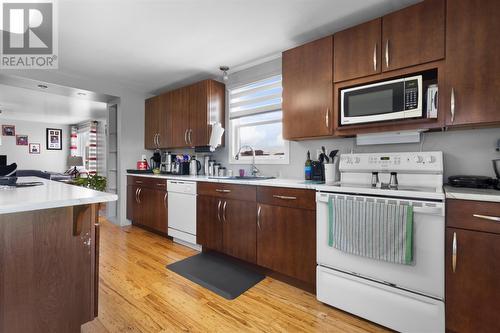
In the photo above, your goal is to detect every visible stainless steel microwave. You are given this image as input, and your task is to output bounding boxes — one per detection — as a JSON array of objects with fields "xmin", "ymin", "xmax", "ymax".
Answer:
[{"xmin": 340, "ymin": 75, "xmax": 423, "ymax": 125}]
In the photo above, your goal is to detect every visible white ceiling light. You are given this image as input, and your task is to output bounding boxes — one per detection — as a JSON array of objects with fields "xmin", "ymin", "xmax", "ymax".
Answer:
[{"xmin": 219, "ymin": 66, "xmax": 229, "ymax": 81}]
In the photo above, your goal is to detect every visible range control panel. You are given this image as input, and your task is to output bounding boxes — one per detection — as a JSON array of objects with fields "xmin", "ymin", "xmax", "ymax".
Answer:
[{"xmin": 339, "ymin": 151, "xmax": 443, "ymax": 173}]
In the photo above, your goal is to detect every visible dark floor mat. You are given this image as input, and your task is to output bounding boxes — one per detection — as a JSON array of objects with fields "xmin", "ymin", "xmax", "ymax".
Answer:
[{"xmin": 167, "ymin": 252, "xmax": 265, "ymax": 300}]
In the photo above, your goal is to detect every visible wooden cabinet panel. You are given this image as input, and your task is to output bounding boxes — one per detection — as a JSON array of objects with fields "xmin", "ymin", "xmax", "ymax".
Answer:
[
  {"xmin": 257, "ymin": 186, "xmax": 315, "ymax": 210},
  {"xmin": 223, "ymin": 199, "xmax": 257, "ymax": 263},
  {"xmin": 148, "ymin": 189, "xmax": 168, "ymax": 234},
  {"xmin": 282, "ymin": 36, "xmax": 333, "ymax": 139},
  {"xmin": 382, "ymin": 0, "xmax": 445, "ymax": 71},
  {"xmin": 169, "ymin": 88, "xmax": 190, "ymax": 148},
  {"xmin": 334, "ymin": 19, "xmax": 381, "ymax": 82},
  {"xmin": 0, "ymin": 205, "xmax": 96, "ymax": 332},
  {"xmin": 257, "ymin": 204, "xmax": 316, "ymax": 284},
  {"xmin": 445, "ymin": 0, "xmax": 500, "ymax": 126},
  {"xmin": 157, "ymin": 93, "xmax": 172, "ymax": 148},
  {"xmin": 188, "ymin": 81, "xmax": 208, "ymax": 147},
  {"xmin": 445, "ymin": 228, "xmax": 500, "ymax": 333},
  {"xmin": 144, "ymin": 96, "xmax": 160, "ymax": 149},
  {"xmin": 197, "ymin": 182, "xmax": 256, "ymax": 202},
  {"xmin": 196, "ymin": 195, "xmax": 223, "ymax": 252},
  {"xmin": 127, "ymin": 182, "xmax": 167, "ymax": 235},
  {"xmin": 446, "ymin": 199, "xmax": 500, "ymax": 234}
]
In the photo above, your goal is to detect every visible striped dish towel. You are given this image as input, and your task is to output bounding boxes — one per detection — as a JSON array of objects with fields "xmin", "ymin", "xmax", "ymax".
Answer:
[{"xmin": 328, "ymin": 196, "xmax": 414, "ymax": 265}]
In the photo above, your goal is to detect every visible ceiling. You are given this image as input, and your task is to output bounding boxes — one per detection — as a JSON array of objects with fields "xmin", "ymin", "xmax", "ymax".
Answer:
[
  {"xmin": 53, "ymin": 0, "xmax": 419, "ymax": 94},
  {"xmin": 0, "ymin": 82, "xmax": 108, "ymax": 125}
]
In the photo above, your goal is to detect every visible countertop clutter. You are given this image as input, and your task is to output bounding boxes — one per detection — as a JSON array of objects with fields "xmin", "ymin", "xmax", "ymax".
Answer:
[{"xmin": 0, "ymin": 177, "xmax": 118, "ymax": 214}]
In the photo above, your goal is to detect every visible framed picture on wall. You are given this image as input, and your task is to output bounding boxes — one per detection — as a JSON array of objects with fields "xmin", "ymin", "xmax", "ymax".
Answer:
[
  {"xmin": 46, "ymin": 128, "xmax": 62, "ymax": 150},
  {"xmin": 16, "ymin": 135, "xmax": 28, "ymax": 146},
  {"xmin": 2, "ymin": 125, "xmax": 15, "ymax": 136},
  {"xmin": 29, "ymin": 143, "xmax": 41, "ymax": 154}
]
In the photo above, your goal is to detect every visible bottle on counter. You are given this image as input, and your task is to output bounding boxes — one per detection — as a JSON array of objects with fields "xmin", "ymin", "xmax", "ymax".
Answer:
[{"xmin": 305, "ymin": 150, "xmax": 312, "ymax": 180}]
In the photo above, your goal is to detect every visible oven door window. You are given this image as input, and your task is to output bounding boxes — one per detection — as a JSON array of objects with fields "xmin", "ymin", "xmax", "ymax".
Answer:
[{"xmin": 343, "ymin": 82, "xmax": 404, "ymax": 118}]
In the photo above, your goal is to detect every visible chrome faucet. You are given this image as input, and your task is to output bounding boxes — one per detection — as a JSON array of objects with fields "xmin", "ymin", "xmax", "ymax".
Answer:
[{"xmin": 235, "ymin": 145, "xmax": 260, "ymax": 176}]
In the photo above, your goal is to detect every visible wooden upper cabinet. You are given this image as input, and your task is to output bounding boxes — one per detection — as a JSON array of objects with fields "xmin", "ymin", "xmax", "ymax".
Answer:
[
  {"xmin": 334, "ymin": 19, "xmax": 382, "ymax": 82},
  {"xmin": 169, "ymin": 87, "xmax": 190, "ymax": 148},
  {"xmin": 153, "ymin": 79, "xmax": 225, "ymax": 149},
  {"xmin": 382, "ymin": 0, "xmax": 445, "ymax": 72},
  {"xmin": 144, "ymin": 96, "xmax": 160, "ymax": 149},
  {"xmin": 282, "ymin": 36, "xmax": 333, "ymax": 140},
  {"xmin": 445, "ymin": 0, "xmax": 500, "ymax": 126}
]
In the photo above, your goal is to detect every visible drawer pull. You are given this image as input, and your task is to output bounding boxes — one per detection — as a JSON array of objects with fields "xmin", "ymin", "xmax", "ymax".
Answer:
[
  {"xmin": 216, "ymin": 189, "xmax": 231, "ymax": 193},
  {"xmin": 473, "ymin": 214, "xmax": 500, "ymax": 222},
  {"xmin": 156, "ymin": 183, "xmax": 166, "ymax": 186},
  {"xmin": 452, "ymin": 232, "xmax": 457, "ymax": 273},
  {"xmin": 135, "ymin": 180, "xmax": 143, "ymax": 184},
  {"xmin": 273, "ymin": 195, "xmax": 297, "ymax": 200}
]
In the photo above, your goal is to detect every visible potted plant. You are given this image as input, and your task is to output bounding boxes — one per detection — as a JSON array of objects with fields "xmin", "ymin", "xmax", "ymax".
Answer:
[{"xmin": 73, "ymin": 174, "xmax": 108, "ymax": 212}]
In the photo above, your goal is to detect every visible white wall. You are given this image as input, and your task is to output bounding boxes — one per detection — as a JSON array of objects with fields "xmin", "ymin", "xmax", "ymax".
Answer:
[{"xmin": 0, "ymin": 120, "xmax": 70, "ymax": 173}]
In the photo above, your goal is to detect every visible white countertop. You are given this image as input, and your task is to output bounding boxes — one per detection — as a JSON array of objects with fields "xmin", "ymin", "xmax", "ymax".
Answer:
[
  {"xmin": 444, "ymin": 185, "xmax": 500, "ymax": 203},
  {"xmin": 127, "ymin": 173, "xmax": 321, "ymax": 189},
  {"xmin": 0, "ymin": 177, "xmax": 118, "ymax": 215}
]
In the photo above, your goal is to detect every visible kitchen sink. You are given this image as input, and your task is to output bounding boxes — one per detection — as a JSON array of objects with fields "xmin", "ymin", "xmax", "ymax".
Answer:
[{"xmin": 209, "ymin": 176, "xmax": 275, "ymax": 181}]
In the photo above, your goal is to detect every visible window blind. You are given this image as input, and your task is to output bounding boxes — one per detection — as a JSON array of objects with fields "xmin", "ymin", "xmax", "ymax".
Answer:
[{"xmin": 229, "ymin": 75, "xmax": 282, "ymax": 119}]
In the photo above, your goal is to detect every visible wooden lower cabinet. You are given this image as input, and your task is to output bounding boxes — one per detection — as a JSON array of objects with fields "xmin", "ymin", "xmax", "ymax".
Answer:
[
  {"xmin": 257, "ymin": 203, "xmax": 316, "ymax": 285},
  {"xmin": 222, "ymin": 199, "xmax": 257, "ymax": 263},
  {"xmin": 0, "ymin": 204, "xmax": 98, "ymax": 332},
  {"xmin": 196, "ymin": 195, "xmax": 223, "ymax": 252},
  {"xmin": 197, "ymin": 195, "xmax": 256, "ymax": 263},
  {"xmin": 127, "ymin": 183, "xmax": 168, "ymax": 234},
  {"xmin": 445, "ymin": 227, "xmax": 500, "ymax": 333}
]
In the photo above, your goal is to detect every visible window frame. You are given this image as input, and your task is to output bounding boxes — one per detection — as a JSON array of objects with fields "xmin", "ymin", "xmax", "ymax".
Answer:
[{"xmin": 227, "ymin": 75, "xmax": 289, "ymax": 165}]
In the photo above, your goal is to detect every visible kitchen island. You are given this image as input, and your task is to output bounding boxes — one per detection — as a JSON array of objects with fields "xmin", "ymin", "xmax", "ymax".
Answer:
[{"xmin": 0, "ymin": 177, "xmax": 117, "ymax": 333}]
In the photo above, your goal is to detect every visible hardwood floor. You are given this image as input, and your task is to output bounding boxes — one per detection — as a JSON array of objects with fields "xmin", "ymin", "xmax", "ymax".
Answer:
[{"xmin": 82, "ymin": 219, "xmax": 389, "ymax": 333}]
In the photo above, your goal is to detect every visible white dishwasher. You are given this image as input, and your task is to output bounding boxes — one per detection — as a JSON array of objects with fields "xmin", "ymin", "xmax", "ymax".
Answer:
[{"xmin": 167, "ymin": 180, "xmax": 200, "ymax": 251}]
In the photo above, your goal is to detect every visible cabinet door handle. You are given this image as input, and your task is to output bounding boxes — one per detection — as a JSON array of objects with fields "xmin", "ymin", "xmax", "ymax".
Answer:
[
  {"xmin": 188, "ymin": 129, "xmax": 193, "ymax": 146},
  {"xmin": 137, "ymin": 188, "xmax": 142, "ymax": 204},
  {"xmin": 184, "ymin": 129, "xmax": 188, "ymax": 145},
  {"xmin": 450, "ymin": 88, "xmax": 455, "ymax": 124},
  {"xmin": 325, "ymin": 108, "xmax": 329, "ymax": 128},
  {"xmin": 452, "ymin": 232, "xmax": 457, "ymax": 273},
  {"xmin": 215, "ymin": 189, "xmax": 231, "ymax": 193},
  {"xmin": 163, "ymin": 192, "xmax": 168, "ymax": 209},
  {"xmin": 385, "ymin": 39, "xmax": 389, "ymax": 68},
  {"xmin": 135, "ymin": 188, "xmax": 139, "ymax": 203},
  {"xmin": 273, "ymin": 195, "xmax": 297, "ymax": 200},
  {"xmin": 222, "ymin": 201, "xmax": 227, "ymax": 223},
  {"xmin": 473, "ymin": 214, "xmax": 500, "ymax": 222},
  {"xmin": 157, "ymin": 133, "xmax": 161, "ymax": 147},
  {"xmin": 257, "ymin": 205, "xmax": 262, "ymax": 230},
  {"xmin": 373, "ymin": 43, "xmax": 377, "ymax": 71},
  {"xmin": 217, "ymin": 200, "xmax": 222, "ymax": 223}
]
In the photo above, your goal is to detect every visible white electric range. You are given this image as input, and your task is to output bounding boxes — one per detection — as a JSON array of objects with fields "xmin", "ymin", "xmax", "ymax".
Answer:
[{"xmin": 316, "ymin": 151, "xmax": 445, "ymax": 333}]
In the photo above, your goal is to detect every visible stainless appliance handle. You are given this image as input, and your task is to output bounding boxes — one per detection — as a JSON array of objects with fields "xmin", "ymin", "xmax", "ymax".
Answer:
[
  {"xmin": 452, "ymin": 232, "xmax": 457, "ymax": 273},
  {"xmin": 412, "ymin": 206, "xmax": 444, "ymax": 215},
  {"xmin": 273, "ymin": 195, "xmax": 297, "ymax": 200},
  {"xmin": 257, "ymin": 205, "xmax": 262, "ymax": 230},
  {"xmin": 325, "ymin": 108, "xmax": 329, "ymax": 128},
  {"xmin": 135, "ymin": 188, "xmax": 139, "ymax": 203},
  {"xmin": 215, "ymin": 189, "xmax": 231, "ymax": 193},
  {"xmin": 163, "ymin": 192, "xmax": 168, "ymax": 209},
  {"xmin": 450, "ymin": 88, "xmax": 455, "ymax": 123},
  {"xmin": 137, "ymin": 188, "xmax": 142, "ymax": 204},
  {"xmin": 222, "ymin": 201, "xmax": 227, "ymax": 223},
  {"xmin": 385, "ymin": 40, "xmax": 389, "ymax": 68},
  {"xmin": 184, "ymin": 129, "xmax": 188, "ymax": 145},
  {"xmin": 373, "ymin": 43, "xmax": 377, "ymax": 71},
  {"xmin": 473, "ymin": 214, "xmax": 500, "ymax": 222},
  {"xmin": 217, "ymin": 200, "xmax": 222, "ymax": 223}
]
